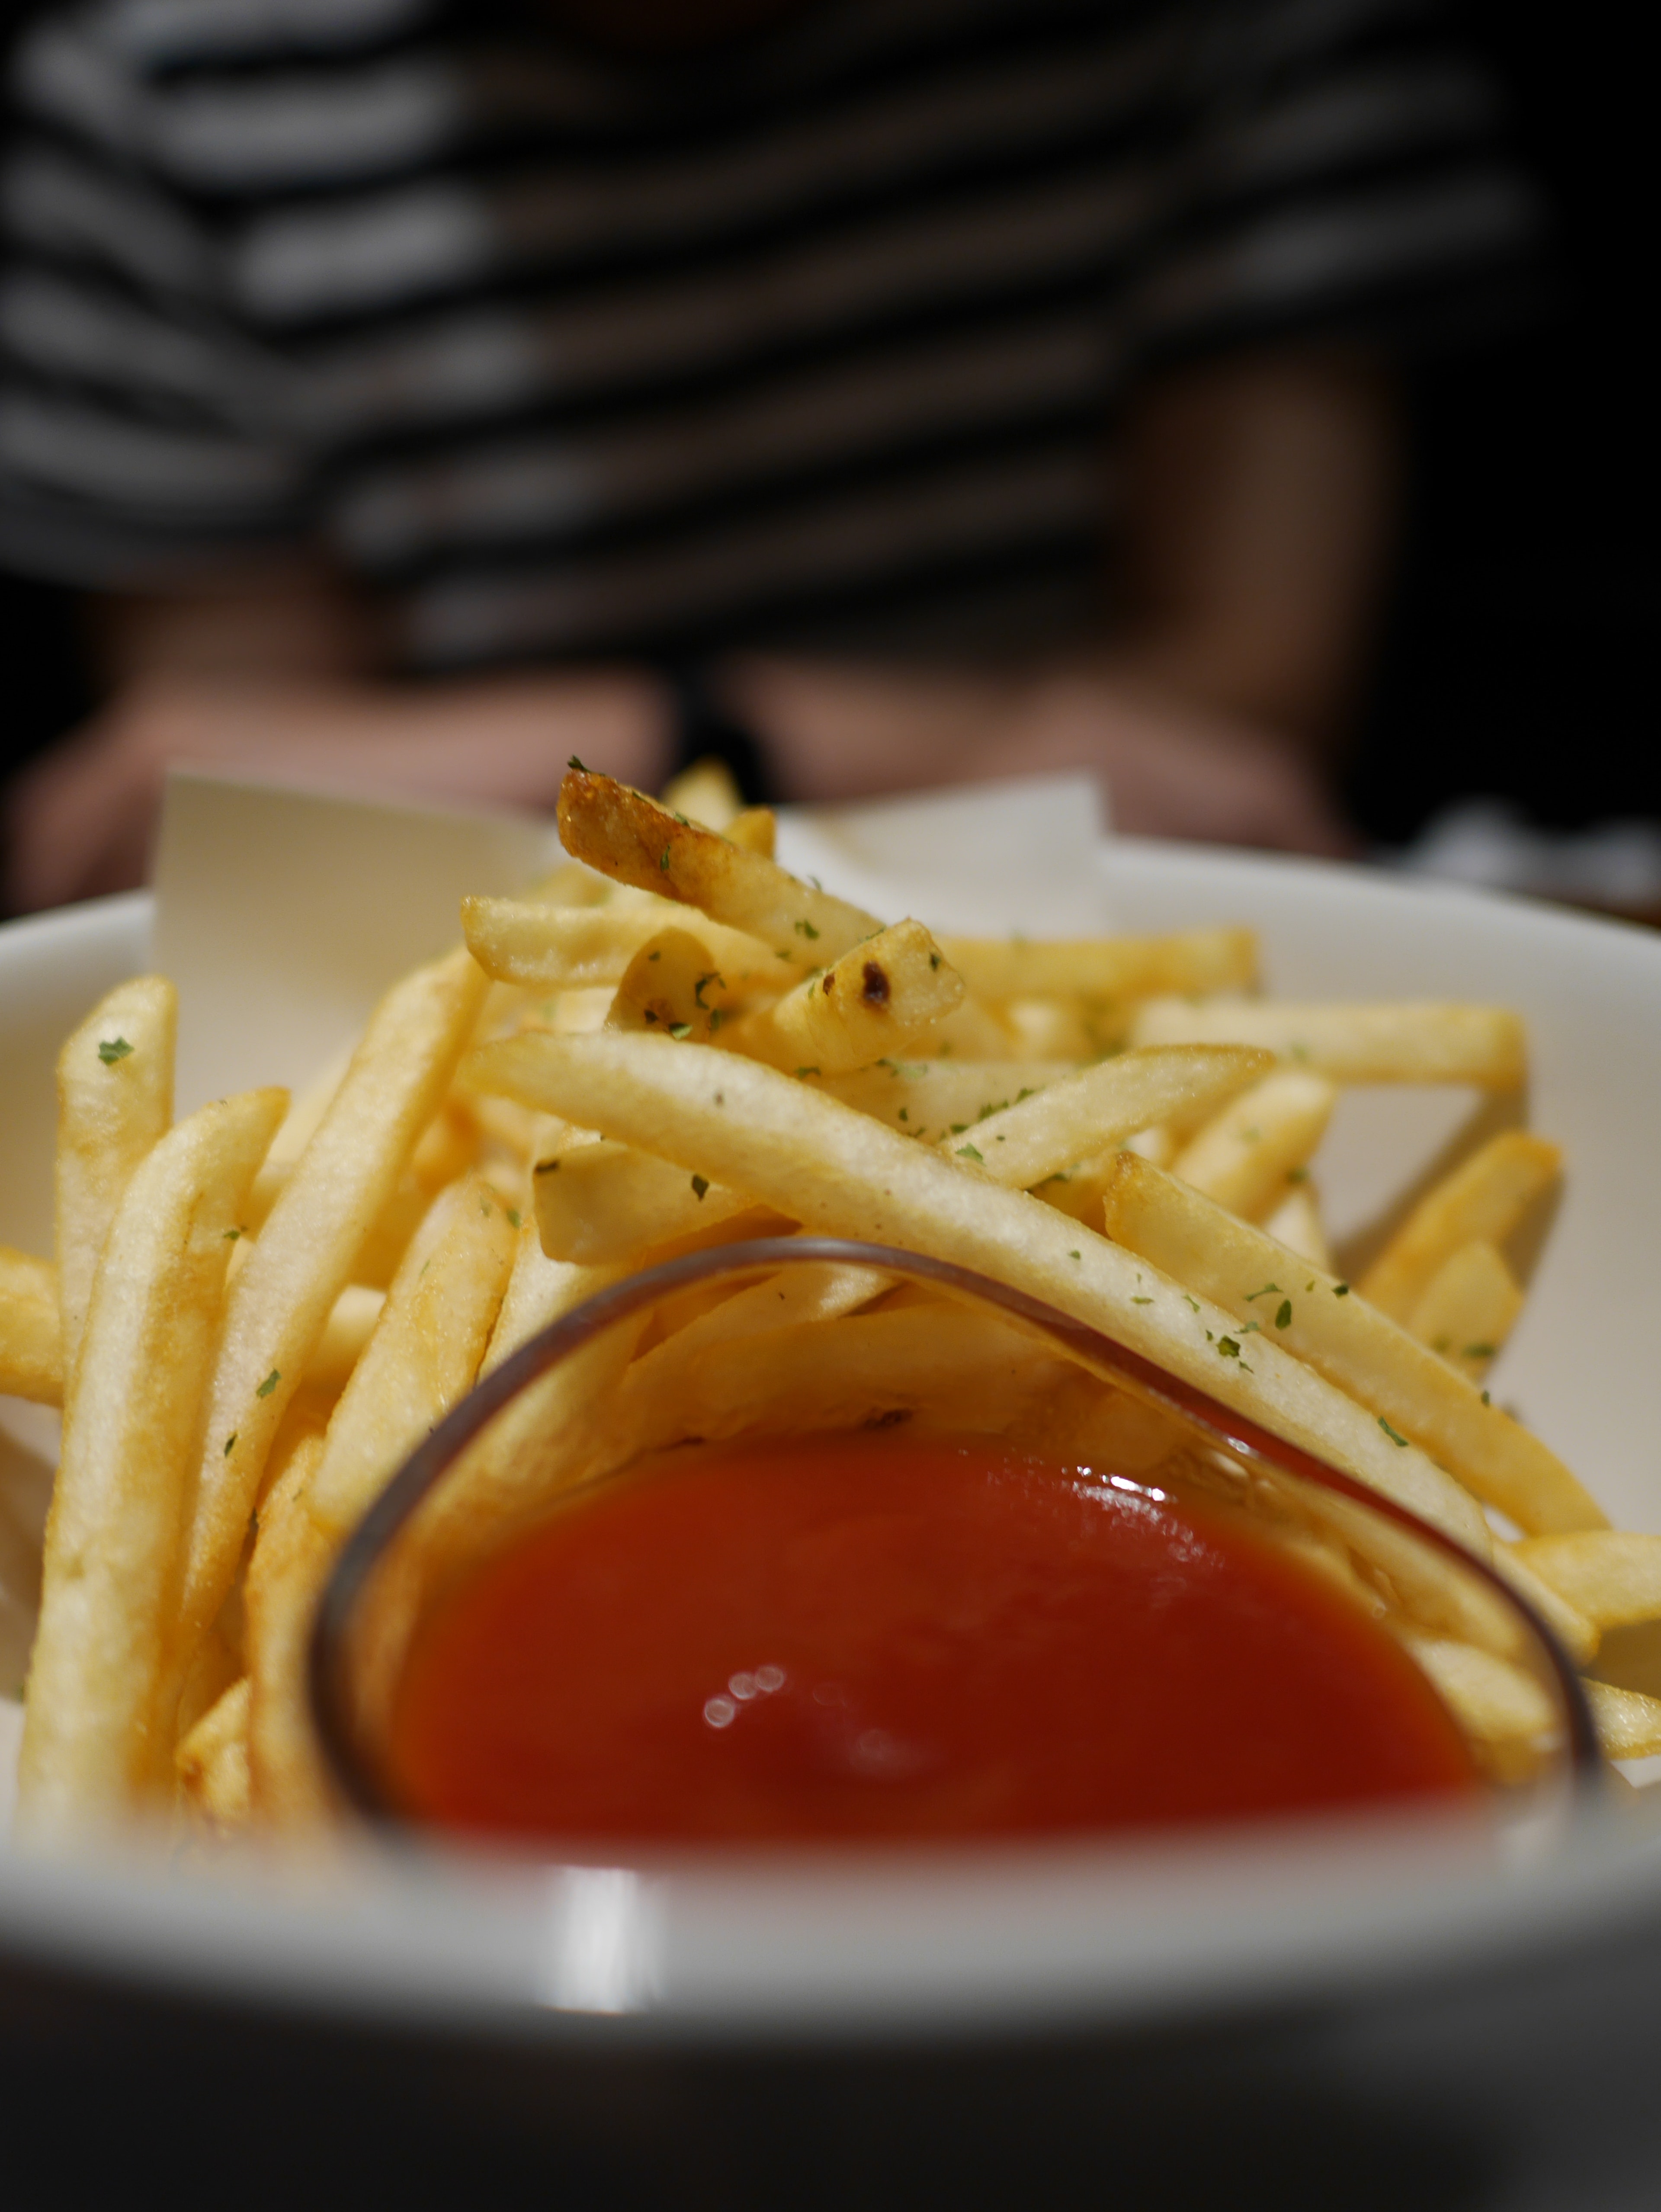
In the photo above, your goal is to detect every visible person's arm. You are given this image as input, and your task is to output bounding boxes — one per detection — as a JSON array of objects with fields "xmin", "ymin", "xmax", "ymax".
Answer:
[
  {"xmin": 718, "ymin": 347, "xmax": 1398, "ymax": 850},
  {"xmin": 3, "ymin": 560, "xmax": 672, "ymax": 911}
]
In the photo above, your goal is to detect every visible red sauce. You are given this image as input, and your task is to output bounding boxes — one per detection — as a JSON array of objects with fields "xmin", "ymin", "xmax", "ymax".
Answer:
[{"xmin": 388, "ymin": 1432, "xmax": 1479, "ymax": 1845}]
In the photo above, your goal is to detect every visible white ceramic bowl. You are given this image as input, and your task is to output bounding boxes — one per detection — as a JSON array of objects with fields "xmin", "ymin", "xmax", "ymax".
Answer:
[{"xmin": 7, "ymin": 853, "xmax": 1661, "ymax": 2205}]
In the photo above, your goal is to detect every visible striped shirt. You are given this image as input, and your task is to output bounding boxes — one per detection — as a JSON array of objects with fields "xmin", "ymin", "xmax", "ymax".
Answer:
[{"xmin": 0, "ymin": 0, "xmax": 1540, "ymax": 670}]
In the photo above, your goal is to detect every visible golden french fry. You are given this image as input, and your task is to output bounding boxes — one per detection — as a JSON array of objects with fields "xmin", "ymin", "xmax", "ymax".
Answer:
[
  {"xmin": 945, "ymin": 1044, "xmax": 1273, "ymax": 1191},
  {"xmin": 462, "ymin": 896, "xmax": 781, "ymax": 994},
  {"xmin": 1098, "ymin": 1152, "xmax": 1605, "ymax": 1536},
  {"xmin": 175, "ymin": 947, "xmax": 489, "ymax": 1699},
  {"xmin": 1401, "ymin": 1635, "xmax": 1558, "ymax": 1764},
  {"xmin": 727, "ymin": 806, "xmax": 776, "ymax": 857},
  {"xmin": 1405, "ymin": 1240, "xmax": 1523, "ymax": 1382},
  {"xmin": 1263, "ymin": 1180, "xmax": 1331, "ymax": 1269},
  {"xmin": 1129, "ymin": 997, "xmax": 1527, "ymax": 1087},
  {"xmin": 176, "ymin": 1675, "xmax": 252, "ymax": 1831},
  {"xmin": 1583, "ymin": 1679, "xmax": 1661, "ymax": 1760},
  {"xmin": 0, "ymin": 1247, "xmax": 61, "ymax": 1405},
  {"xmin": 605, "ymin": 926, "xmax": 744, "ymax": 1043},
  {"xmin": 244, "ymin": 1435, "xmax": 331, "ymax": 1824},
  {"xmin": 1511, "ymin": 1532, "xmax": 1661, "ymax": 1630},
  {"xmin": 558, "ymin": 766, "xmax": 881, "ymax": 964},
  {"xmin": 1362, "ymin": 1133, "xmax": 1561, "ymax": 1321},
  {"xmin": 534, "ymin": 1139, "xmax": 753, "ymax": 1263},
  {"xmin": 467, "ymin": 1030, "xmax": 1489, "ymax": 1552},
  {"xmin": 814, "ymin": 1059, "xmax": 1074, "ymax": 1139},
  {"xmin": 660, "ymin": 755, "xmax": 742, "ymax": 830},
  {"xmin": 1485, "ymin": 1548, "xmax": 1598, "ymax": 1667},
  {"xmin": 1169, "ymin": 1069, "xmax": 1337, "ymax": 1222},
  {"xmin": 18, "ymin": 1086, "xmax": 286, "ymax": 1835},
  {"xmin": 728, "ymin": 920, "xmax": 964, "ymax": 1075},
  {"xmin": 936, "ymin": 928, "xmax": 1257, "ymax": 1004},
  {"xmin": 55, "ymin": 975, "xmax": 176, "ymax": 1383},
  {"xmin": 629, "ymin": 1253, "xmax": 889, "ymax": 1376},
  {"xmin": 303, "ymin": 1284, "xmax": 387, "ymax": 1397},
  {"xmin": 911, "ymin": 995, "xmax": 1017, "ymax": 1058}
]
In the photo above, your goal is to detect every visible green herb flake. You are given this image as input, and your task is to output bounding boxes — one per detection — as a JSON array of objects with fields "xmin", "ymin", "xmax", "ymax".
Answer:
[
  {"xmin": 693, "ymin": 971, "xmax": 723, "ymax": 1006},
  {"xmin": 1068, "ymin": 1250, "xmax": 1081, "ymax": 1260},
  {"xmin": 897, "ymin": 1106, "xmax": 909, "ymax": 1122},
  {"xmin": 256, "ymin": 1369, "xmax": 280, "ymax": 1398},
  {"xmin": 1333, "ymin": 1282, "xmax": 1350, "ymax": 1297},
  {"xmin": 929, "ymin": 952, "xmax": 941, "ymax": 970},
  {"xmin": 642, "ymin": 1008, "xmax": 658, "ymax": 1024},
  {"xmin": 1285, "ymin": 1165, "xmax": 1309, "ymax": 1183},
  {"xmin": 223, "ymin": 1433, "xmax": 237, "ymax": 1457},
  {"xmin": 1378, "ymin": 1415, "xmax": 1409, "ymax": 1447},
  {"xmin": 1015, "ymin": 1087, "xmax": 1036, "ymax": 1103},
  {"xmin": 708, "ymin": 1009, "xmax": 724, "ymax": 1033},
  {"xmin": 1132, "ymin": 1295, "xmax": 1153, "ymax": 1305},
  {"xmin": 535, "ymin": 1157, "xmax": 560, "ymax": 1175},
  {"xmin": 1464, "ymin": 1342, "xmax": 1497, "ymax": 1359},
  {"xmin": 1482, "ymin": 1390, "xmax": 1491, "ymax": 1406},
  {"xmin": 659, "ymin": 846, "xmax": 672, "ymax": 872},
  {"xmin": 98, "ymin": 1036, "xmax": 133, "ymax": 1064},
  {"xmin": 794, "ymin": 918, "xmax": 820, "ymax": 940},
  {"xmin": 956, "ymin": 1143, "xmax": 984, "ymax": 1164},
  {"xmin": 1237, "ymin": 1320, "xmax": 1260, "ymax": 1335},
  {"xmin": 1183, "ymin": 1294, "xmax": 1200, "ymax": 1313},
  {"xmin": 794, "ymin": 1065, "xmax": 821, "ymax": 1079},
  {"xmin": 668, "ymin": 1022, "xmax": 693, "ymax": 1039},
  {"xmin": 690, "ymin": 1174, "xmax": 709, "ymax": 1201},
  {"xmin": 567, "ymin": 754, "xmax": 587, "ymax": 772},
  {"xmin": 223, "ymin": 1226, "xmax": 242, "ymax": 1241},
  {"xmin": 1244, "ymin": 1282, "xmax": 1281, "ymax": 1302},
  {"xmin": 1275, "ymin": 1298, "xmax": 1293, "ymax": 1330},
  {"xmin": 506, "ymin": 1208, "xmax": 521, "ymax": 1229}
]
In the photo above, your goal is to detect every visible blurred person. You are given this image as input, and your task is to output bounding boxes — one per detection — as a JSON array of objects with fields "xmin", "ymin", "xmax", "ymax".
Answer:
[{"xmin": 0, "ymin": 0, "xmax": 1539, "ymax": 910}]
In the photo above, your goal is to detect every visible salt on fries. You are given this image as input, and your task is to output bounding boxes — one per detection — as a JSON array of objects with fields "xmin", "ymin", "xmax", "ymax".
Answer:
[{"xmin": 5, "ymin": 756, "xmax": 1660, "ymax": 1844}]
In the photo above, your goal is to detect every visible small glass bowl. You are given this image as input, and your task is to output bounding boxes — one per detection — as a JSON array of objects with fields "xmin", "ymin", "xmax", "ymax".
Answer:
[{"xmin": 309, "ymin": 1237, "xmax": 1601, "ymax": 1847}]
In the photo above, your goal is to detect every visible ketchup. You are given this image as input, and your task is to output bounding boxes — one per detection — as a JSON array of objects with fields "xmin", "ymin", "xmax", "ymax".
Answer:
[{"xmin": 387, "ymin": 1432, "xmax": 1479, "ymax": 1845}]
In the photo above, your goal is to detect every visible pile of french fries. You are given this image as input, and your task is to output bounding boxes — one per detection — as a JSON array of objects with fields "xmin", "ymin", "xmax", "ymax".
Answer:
[{"xmin": 6, "ymin": 757, "xmax": 1661, "ymax": 1847}]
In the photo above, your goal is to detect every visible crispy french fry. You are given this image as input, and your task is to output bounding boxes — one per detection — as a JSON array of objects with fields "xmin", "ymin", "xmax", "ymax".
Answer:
[
  {"xmin": 1362, "ymin": 1133, "xmax": 1561, "ymax": 1321},
  {"xmin": 55, "ymin": 976, "xmax": 176, "ymax": 1383},
  {"xmin": 1485, "ymin": 1548, "xmax": 1598, "ymax": 1666},
  {"xmin": 727, "ymin": 806, "xmax": 775, "ymax": 857},
  {"xmin": 1511, "ymin": 1532, "xmax": 1661, "ymax": 1630},
  {"xmin": 462, "ymin": 896, "xmax": 781, "ymax": 994},
  {"xmin": 302, "ymin": 1284, "xmax": 387, "ymax": 1398},
  {"xmin": 467, "ymin": 1030, "xmax": 1489, "ymax": 1552},
  {"xmin": 911, "ymin": 995, "xmax": 1017, "ymax": 1058},
  {"xmin": 176, "ymin": 1675, "xmax": 251, "ymax": 1831},
  {"xmin": 605, "ymin": 926, "xmax": 744, "ymax": 1043},
  {"xmin": 558, "ymin": 767, "xmax": 881, "ymax": 964},
  {"xmin": 814, "ymin": 1058, "xmax": 1074, "ymax": 1138},
  {"xmin": 660, "ymin": 755, "xmax": 742, "ymax": 830},
  {"xmin": 936, "ymin": 928, "xmax": 1257, "ymax": 1004},
  {"xmin": 1401, "ymin": 1635, "xmax": 1558, "ymax": 1766},
  {"xmin": 245, "ymin": 1435, "xmax": 331, "ymax": 1823},
  {"xmin": 945, "ymin": 1044, "xmax": 1273, "ymax": 1191},
  {"xmin": 1170, "ymin": 1070, "xmax": 1337, "ymax": 1222},
  {"xmin": 175, "ymin": 947, "xmax": 489, "ymax": 1702},
  {"xmin": 728, "ymin": 920, "xmax": 964, "ymax": 1075},
  {"xmin": 18, "ymin": 1086, "xmax": 286, "ymax": 1834},
  {"xmin": 1129, "ymin": 998, "xmax": 1528, "ymax": 1087},
  {"xmin": 0, "ymin": 1247, "xmax": 61, "ymax": 1405},
  {"xmin": 534, "ymin": 1139, "xmax": 753, "ymax": 1263},
  {"xmin": 1406, "ymin": 1240, "xmax": 1523, "ymax": 1382},
  {"xmin": 1583, "ymin": 1679, "xmax": 1661, "ymax": 1760},
  {"xmin": 1263, "ymin": 1181, "xmax": 1331, "ymax": 1269},
  {"xmin": 1098, "ymin": 1152, "xmax": 1605, "ymax": 1536}
]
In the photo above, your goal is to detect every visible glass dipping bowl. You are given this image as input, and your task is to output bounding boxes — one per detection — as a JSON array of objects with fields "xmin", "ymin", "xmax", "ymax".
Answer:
[{"xmin": 309, "ymin": 1237, "xmax": 1602, "ymax": 1850}]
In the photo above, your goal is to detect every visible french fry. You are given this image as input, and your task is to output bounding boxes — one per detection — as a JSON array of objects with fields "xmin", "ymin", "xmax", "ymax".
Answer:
[
  {"xmin": 1583, "ymin": 1680, "xmax": 1661, "ymax": 1760},
  {"xmin": 946, "ymin": 1044, "xmax": 1273, "ymax": 1192},
  {"xmin": 245, "ymin": 1435, "xmax": 331, "ymax": 1824},
  {"xmin": 1098, "ymin": 1152, "xmax": 1606, "ymax": 1536},
  {"xmin": 912, "ymin": 994, "xmax": 1017, "ymax": 1058},
  {"xmin": 727, "ymin": 920, "xmax": 964, "ymax": 1075},
  {"xmin": 1485, "ymin": 1548, "xmax": 1598, "ymax": 1666},
  {"xmin": 176, "ymin": 1675, "xmax": 251, "ymax": 1831},
  {"xmin": 727, "ymin": 806, "xmax": 776, "ymax": 857},
  {"xmin": 466, "ymin": 1030, "xmax": 1490, "ymax": 1552},
  {"xmin": 303, "ymin": 1284, "xmax": 387, "ymax": 1398},
  {"xmin": 1406, "ymin": 1240, "xmax": 1523, "ymax": 1382},
  {"xmin": 1361, "ymin": 1133, "xmax": 1561, "ymax": 1321},
  {"xmin": 1400, "ymin": 1635, "xmax": 1558, "ymax": 1771},
  {"xmin": 1129, "ymin": 998, "xmax": 1528, "ymax": 1087},
  {"xmin": 814, "ymin": 1059, "xmax": 1074, "ymax": 1138},
  {"xmin": 462, "ymin": 897, "xmax": 780, "ymax": 994},
  {"xmin": 558, "ymin": 766, "xmax": 881, "ymax": 964},
  {"xmin": 1263, "ymin": 1181, "xmax": 1331, "ymax": 1269},
  {"xmin": 1511, "ymin": 1532, "xmax": 1661, "ymax": 1630},
  {"xmin": 18, "ymin": 1086, "xmax": 286, "ymax": 1834},
  {"xmin": 174, "ymin": 947, "xmax": 489, "ymax": 1704},
  {"xmin": 605, "ymin": 926, "xmax": 744, "ymax": 1042},
  {"xmin": 55, "ymin": 975, "xmax": 176, "ymax": 1383},
  {"xmin": 0, "ymin": 1247, "xmax": 61, "ymax": 1405},
  {"xmin": 936, "ymin": 927, "xmax": 1257, "ymax": 1004},
  {"xmin": 659, "ymin": 755, "xmax": 742, "ymax": 830},
  {"xmin": 1169, "ymin": 1070, "xmax": 1337, "ymax": 1222},
  {"xmin": 534, "ymin": 1139, "xmax": 753, "ymax": 1263}
]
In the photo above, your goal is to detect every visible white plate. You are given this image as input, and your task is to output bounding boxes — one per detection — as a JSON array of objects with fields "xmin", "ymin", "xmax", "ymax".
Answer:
[{"xmin": 6, "ymin": 851, "xmax": 1661, "ymax": 2055}]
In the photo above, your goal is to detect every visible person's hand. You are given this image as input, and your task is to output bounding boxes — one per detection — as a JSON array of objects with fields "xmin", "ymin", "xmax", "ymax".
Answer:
[
  {"xmin": 3, "ymin": 669, "xmax": 670, "ymax": 912},
  {"xmin": 721, "ymin": 657, "xmax": 1356, "ymax": 856}
]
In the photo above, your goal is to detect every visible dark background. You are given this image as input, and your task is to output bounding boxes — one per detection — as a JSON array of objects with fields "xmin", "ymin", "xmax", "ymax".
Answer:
[{"xmin": 0, "ymin": 2, "xmax": 1650, "ymax": 850}]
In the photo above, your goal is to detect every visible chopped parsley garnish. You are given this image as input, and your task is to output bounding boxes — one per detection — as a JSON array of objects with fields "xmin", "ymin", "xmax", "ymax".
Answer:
[
  {"xmin": 708, "ymin": 1009, "xmax": 724, "ymax": 1033},
  {"xmin": 1015, "ymin": 1087, "xmax": 1036, "ymax": 1103},
  {"xmin": 567, "ymin": 754, "xmax": 587, "ymax": 771},
  {"xmin": 1333, "ymin": 1282, "xmax": 1350, "ymax": 1297},
  {"xmin": 647, "ymin": 949, "xmax": 661, "ymax": 962},
  {"xmin": 1215, "ymin": 1341, "xmax": 1241, "ymax": 1361},
  {"xmin": 1132, "ymin": 1295, "xmax": 1152, "ymax": 1305},
  {"xmin": 668, "ymin": 1022, "xmax": 693, "ymax": 1039},
  {"xmin": 223, "ymin": 1433, "xmax": 237, "ymax": 1457},
  {"xmin": 897, "ymin": 1106, "xmax": 909, "ymax": 1122},
  {"xmin": 1245, "ymin": 1282, "xmax": 1281, "ymax": 1302},
  {"xmin": 1068, "ymin": 1250, "xmax": 1081, "ymax": 1260},
  {"xmin": 535, "ymin": 1157, "xmax": 560, "ymax": 1174},
  {"xmin": 506, "ymin": 1209, "xmax": 521, "ymax": 1229},
  {"xmin": 1285, "ymin": 1165, "xmax": 1310, "ymax": 1183},
  {"xmin": 693, "ymin": 971, "xmax": 723, "ymax": 1006},
  {"xmin": 956, "ymin": 1143, "xmax": 984, "ymax": 1163},
  {"xmin": 1481, "ymin": 1390, "xmax": 1491, "ymax": 1406},
  {"xmin": 1464, "ymin": 1342, "xmax": 1496, "ymax": 1359},
  {"xmin": 223, "ymin": 1226, "xmax": 242, "ymax": 1241},
  {"xmin": 690, "ymin": 1174, "xmax": 709, "ymax": 1201},
  {"xmin": 1275, "ymin": 1298, "xmax": 1292, "ymax": 1329},
  {"xmin": 1183, "ymin": 1294, "xmax": 1200, "ymax": 1312},
  {"xmin": 929, "ymin": 952, "xmax": 941, "ymax": 969},
  {"xmin": 256, "ymin": 1369, "xmax": 280, "ymax": 1398},
  {"xmin": 1378, "ymin": 1415, "xmax": 1409, "ymax": 1447},
  {"xmin": 97, "ymin": 1037, "xmax": 132, "ymax": 1064},
  {"xmin": 659, "ymin": 847, "xmax": 672, "ymax": 871},
  {"xmin": 642, "ymin": 1008, "xmax": 658, "ymax": 1023},
  {"xmin": 794, "ymin": 1065, "xmax": 820, "ymax": 1078},
  {"xmin": 794, "ymin": 918, "xmax": 820, "ymax": 940}
]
